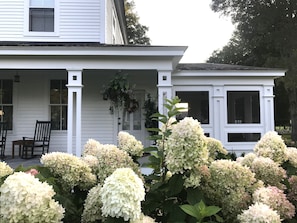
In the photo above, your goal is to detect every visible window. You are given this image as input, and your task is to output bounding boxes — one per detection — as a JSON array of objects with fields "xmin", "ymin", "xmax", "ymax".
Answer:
[
  {"xmin": 50, "ymin": 80, "xmax": 67, "ymax": 130},
  {"xmin": 228, "ymin": 133, "xmax": 261, "ymax": 142},
  {"xmin": 0, "ymin": 80, "xmax": 13, "ymax": 130},
  {"xmin": 227, "ymin": 91, "xmax": 260, "ymax": 124},
  {"xmin": 176, "ymin": 91, "xmax": 209, "ymax": 124},
  {"xmin": 122, "ymin": 91, "xmax": 143, "ymax": 131},
  {"xmin": 29, "ymin": 0, "xmax": 55, "ymax": 32}
]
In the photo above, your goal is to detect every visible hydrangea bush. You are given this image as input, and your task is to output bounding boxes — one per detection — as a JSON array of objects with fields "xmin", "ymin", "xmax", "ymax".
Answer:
[
  {"xmin": 0, "ymin": 161, "xmax": 13, "ymax": 178},
  {"xmin": 118, "ymin": 131, "xmax": 144, "ymax": 157},
  {"xmin": 0, "ymin": 172, "xmax": 64, "ymax": 223},
  {"xmin": 2, "ymin": 97, "xmax": 297, "ymax": 223},
  {"xmin": 100, "ymin": 168, "xmax": 145, "ymax": 221},
  {"xmin": 237, "ymin": 202, "xmax": 281, "ymax": 223},
  {"xmin": 41, "ymin": 152, "xmax": 96, "ymax": 190},
  {"xmin": 254, "ymin": 131, "xmax": 288, "ymax": 163},
  {"xmin": 201, "ymin": 159, "xmax": 262, "ymax": 221}
]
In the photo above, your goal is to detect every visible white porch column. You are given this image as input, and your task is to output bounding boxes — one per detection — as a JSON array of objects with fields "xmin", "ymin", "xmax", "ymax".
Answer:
[
  {"xmin": 263, "ymin": 85, "xmax": 275, "ymax": 133},
  {"xmin": 213, "ymin": 86, "xmax": 224, "ymax": 140},
  {"xmin": 66, "ymin": 69, "xmax": 83, "ymax": 156},
  {"xmin": 157, "ymin": 70, "xmax": 173, "ymax": 116}
]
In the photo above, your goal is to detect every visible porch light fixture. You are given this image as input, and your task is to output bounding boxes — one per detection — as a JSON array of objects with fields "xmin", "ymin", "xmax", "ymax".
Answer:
[
  {"xmin": 14, "ymin": 74, "xmax": 20, "ymax": 83},
  {"xmin": 0, "ymin": 110, "xmax": 4, "ymax": 116}
]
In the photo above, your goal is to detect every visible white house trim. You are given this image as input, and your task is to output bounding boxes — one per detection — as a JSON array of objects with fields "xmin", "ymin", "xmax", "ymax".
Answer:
[{"xmin": 66, "ymin": 69, "xmax": 83, "ymax": 156}]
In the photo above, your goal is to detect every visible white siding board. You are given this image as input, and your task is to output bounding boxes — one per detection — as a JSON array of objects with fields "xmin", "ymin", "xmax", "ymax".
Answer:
[
  {"xmin": 0, "ymin": 0, "xmax": 106, "ymax": 42},
  {"xmin": 0, "ymin": 1, "xmax": 24, "ymax": 39}
]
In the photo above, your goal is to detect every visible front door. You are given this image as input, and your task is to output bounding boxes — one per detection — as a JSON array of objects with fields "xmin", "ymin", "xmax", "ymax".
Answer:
[{"xmin": 120, "ymin": 90, "xmax": 145, "ymax": 143}]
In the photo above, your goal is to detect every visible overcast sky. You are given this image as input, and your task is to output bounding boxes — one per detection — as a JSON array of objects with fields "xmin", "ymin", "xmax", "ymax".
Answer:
[{"xmin": 133, "ymin": 0, "xmax": 235, "ymax": 63}]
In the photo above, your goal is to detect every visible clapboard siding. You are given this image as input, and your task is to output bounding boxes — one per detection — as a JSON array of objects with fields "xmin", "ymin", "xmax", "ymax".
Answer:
[
  {"xmin": 81, "ymin": 72, "xmax": 115, "ymax": 146},
  {"xmin": 0, "ymin": 0, "xmax": 126, "ymax": 43},
  {"xmin": 0, "ymin": 0, "xmax": 24, "ymax": 38},
  {"xmin": 59, "ymin": 0, "xmax": 102, "ymax": 41}
]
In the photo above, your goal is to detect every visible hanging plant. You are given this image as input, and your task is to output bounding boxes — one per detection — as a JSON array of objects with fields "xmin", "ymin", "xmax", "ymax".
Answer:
[{"xmin": 102, "ymin": 73, "xmax": 139, "ymax": 113}]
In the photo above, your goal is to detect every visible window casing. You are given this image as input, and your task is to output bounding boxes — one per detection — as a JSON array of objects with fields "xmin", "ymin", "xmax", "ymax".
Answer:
[
  {"xmin": 0, "ymin": 80, "xmax": 13, "ymax": 130},
  {"xmin": 50, "ymin": 80, "xmax": 67, "ymax": 130},
  {"xmin": 227, "ymin": 91, "xmax": 260, "ymax": 124},
  {"xmin": 29, "ymin": 0, "xmax": 55, "ymax": 32}
]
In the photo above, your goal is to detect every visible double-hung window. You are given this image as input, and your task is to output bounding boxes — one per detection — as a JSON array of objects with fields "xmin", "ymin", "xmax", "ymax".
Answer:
[
  {"xmin": 29, "ymin": 0, "xmax": 55, "ymax": 32},
  {"xmin": 0, "ymin": 80, "xmax": 13, "ymax": 130},
  {"xmin": 50, "ymin": 80, "xmax": 67, "ymax": 130}
]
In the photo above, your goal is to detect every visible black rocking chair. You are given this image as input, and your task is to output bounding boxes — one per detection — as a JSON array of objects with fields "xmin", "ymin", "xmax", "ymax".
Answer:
[
  {"xmin": 0, "ymin": 122, "xmax": 8, "ymax": 159},
  {"xmin": 22, "ymin": 120, "xmax": 52, "ymax": 159}
]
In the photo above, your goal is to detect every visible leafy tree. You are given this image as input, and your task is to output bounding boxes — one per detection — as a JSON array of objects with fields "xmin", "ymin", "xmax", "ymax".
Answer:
[
  {"xmin": 125, "ymin": 0, "xmax": 151, "ymax": 45},
  {"xmin": 208, "ymin": 0, "xmax": 297, "ymax": 140}
]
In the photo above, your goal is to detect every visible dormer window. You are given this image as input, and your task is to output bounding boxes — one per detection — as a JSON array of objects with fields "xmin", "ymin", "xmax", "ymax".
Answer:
[{"xmin": 29, "ymin": 0, "xmax": 55, "ymax": 32}]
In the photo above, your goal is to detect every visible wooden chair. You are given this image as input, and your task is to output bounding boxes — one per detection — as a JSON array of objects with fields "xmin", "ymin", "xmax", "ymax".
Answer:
[
  {"xmin": 22, "ymin": 120, "xmax": 52, "ymax": 159},
  {"xmin": 0, "ymin": 122, "xmax": 8, "ymax": 159}
]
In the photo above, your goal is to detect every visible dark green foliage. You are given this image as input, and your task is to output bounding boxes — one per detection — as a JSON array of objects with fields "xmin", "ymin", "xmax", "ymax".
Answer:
[{"xmin": 125, "ymin": 0, "xmax": 151, "ymax": 45}]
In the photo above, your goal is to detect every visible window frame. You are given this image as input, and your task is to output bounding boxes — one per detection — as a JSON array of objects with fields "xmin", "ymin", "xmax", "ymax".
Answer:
[
  {"xmin": 0, "ymin": 80, "xmax": 13, "ymax": 130},
  {"xmin": 50, "ymin": 79, "xmax": 67, "ymax": 131},
  {"xmin": 223, "ymin": 86, "xmax": 264, "ymax": 147},
  {"xmin": 227, "ymin": 90, "xmax": 260, "ymax": 124},
  {"xmin": 24, "ymin": 0, "xmax": 59, "ymax": 36}
]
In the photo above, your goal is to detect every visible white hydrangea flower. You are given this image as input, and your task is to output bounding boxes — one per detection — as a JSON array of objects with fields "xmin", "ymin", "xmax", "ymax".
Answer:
[
  {"xmin": 286, "ymin": 147, "xmax": 297, "ymax": 168},
  {"xmin": 164, "ymin": 117, "xmax": 208, "ymax": 174},
  {"xmin": 253, "ymin": 186, "xmax": 295, "ymax": 220},
  {"xmin": 238, "ymin": 202, "xmax": 281, "ymax": 223},
  {"xmin": 130, "ymin": 213, "xmax": 156, "ymax": 223},
  {"xmin": 101, "ymin": 168, "xmax": 145, "ymax": 221},
  {"xmin": 0, "ymin": 172, "xmax": 64, "ymax": 223},
  {"xmin": 0, "ymin": 161, "xmax": 13, "ymax": 178},
  {"xmin": 82, "ymin": 155, "xmax": 99, "ymax": 169},
  {"xmin": 83, "ymin": 138, "xmax": 102, "ymax": 156},
  {"xmin": 250, "ymin": 156, "xmax": 286, "ymax": 189},
  {"xmin": 41, "ymin": 152, "xmax": 96, "ymax": 190},
  {"xmin": 81, "ymin": 184, "xmax": 103, "ymax": 223},
  {"xmin": 254, "ymin": 131, "xmax": 287, "ymax": 164},
  {"xmin": 88, "ymin": 143, "xmax": 142, "ymax": 184},
  {"xmin": 237, "ymin": 153, "xmax": 257, "ymax": 167},
  {"xmin": 118, "ymin": 131, "xmax": 144, "ymax": 157}
]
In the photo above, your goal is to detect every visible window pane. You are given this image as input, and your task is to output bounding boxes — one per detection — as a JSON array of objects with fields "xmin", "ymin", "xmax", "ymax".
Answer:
[
  {"xmin": 227, "ymin": 91, "xmax": 260, "ymax": 124},
  {"xmin": 51, "ymin": 106, "xmax": 60, "ymax": 130},
  {"xmin": 30, "ymin": 8, "xmax": 54, "ymax": 32},
  {"xmin": 50, "ymin": 80, "xmax": 60, "ymax": 104},
  {"xmin": 176, "ymin": 91, "xmax": 209, "ymax": 124},
  {"xmin": 61, "ymin": 80, "xmax": 67, "ymax": 104},
  {"xmin": 2, "ymin": 106, "xmax": 13, "ymax": 130},
  {"xmin": 122, "ymin": 110, "xmax": 130, "ymax": 130},
  {"xmin": 133, "ymin": 108, "xmax": 141, "ymax": 130},
  {"xmin": 228, "ymin": 133, "xmax": 261, "ymax": 142},
  {"xmin": 62, "ymin": 105, "xmax": 67, "ymax": 130},
  {"xmin": 2, "ymin": 80, "xmax": 13, "ymax": 104},
  {"xmin": 30, "ymin": 0, "xmax": 54, "ymax": 7}
]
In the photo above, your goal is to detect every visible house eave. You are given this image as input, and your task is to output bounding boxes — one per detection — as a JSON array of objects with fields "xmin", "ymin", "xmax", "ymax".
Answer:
[{"xmin": 0, "ymin": 43, "xmax": 187, "ymax": 58}]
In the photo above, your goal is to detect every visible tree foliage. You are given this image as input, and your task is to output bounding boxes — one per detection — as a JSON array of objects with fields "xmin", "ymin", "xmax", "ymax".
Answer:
[
  {"xmin": 208, "ymin": 0, "xmax": 297, "ymax": 140},
  {"xmin": 125, "ymin": 0, "xmax": 151, "ymax": 45}
]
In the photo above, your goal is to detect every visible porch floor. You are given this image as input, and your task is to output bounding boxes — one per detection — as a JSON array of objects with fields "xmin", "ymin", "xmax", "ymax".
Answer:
[{"xmin": 1, "ymin": 156, "xmax": 42, "ymax": 169}]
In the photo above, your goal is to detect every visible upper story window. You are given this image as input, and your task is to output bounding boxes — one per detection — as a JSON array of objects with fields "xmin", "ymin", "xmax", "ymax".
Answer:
[{"xmin": 29, "ymin": 0, "xmax": 55, "ymax": 32}]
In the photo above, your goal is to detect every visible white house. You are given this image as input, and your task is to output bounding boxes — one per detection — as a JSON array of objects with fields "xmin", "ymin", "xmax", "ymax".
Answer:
[{"xmin": 0, "ymin": 0, "xmax": 285, "ymax": 157}]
